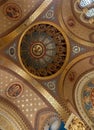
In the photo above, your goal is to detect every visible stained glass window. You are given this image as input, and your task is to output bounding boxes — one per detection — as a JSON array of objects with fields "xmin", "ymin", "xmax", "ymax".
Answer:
[
  {"xmin": 79, "ymin": 0, "xmax": 94, "ymax": 18},
  {"xmin": 86, "ymin": 8, "xmax": 94, "ymax": 18},
  {"xmin": 80, "ymin": 0, "xmax": 94, "ymax": 7},
  {"xmin": 74, "ymin": 0, "xmax": 94, "ymax": 23}
]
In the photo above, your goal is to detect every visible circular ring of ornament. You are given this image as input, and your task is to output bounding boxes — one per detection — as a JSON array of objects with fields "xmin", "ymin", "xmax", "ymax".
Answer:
[
  {"xmin": 18, "ymin": 22, "xmax": 70, "ymax": 79},
  {"xmin": 6, "ymin": 82, "xmax": 23, "ymax": 98},
  {"xmin": 59, "ymin": 0, "xmax": 94, "ymax": 46},
  {"xmin": 74, "ymin": 70, "xmax": 94, "ymax": 129},
  {"xmin": 3, "ymin": 3, "xmax": 22, "ymax": 21}
]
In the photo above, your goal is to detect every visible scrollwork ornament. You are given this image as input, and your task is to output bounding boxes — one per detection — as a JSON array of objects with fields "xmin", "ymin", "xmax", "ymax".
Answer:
[
  {"xmin": 65, "ymin": 114, "xmax": 88, "ymax": 130},
  {"xmin": 68, "ymin": 116, "xmax": 86, "ymax": 130}
]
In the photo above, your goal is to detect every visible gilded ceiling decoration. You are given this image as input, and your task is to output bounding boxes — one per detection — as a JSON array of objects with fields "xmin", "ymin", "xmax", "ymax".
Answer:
[
  {"xmin": 18, "ymin": 22, "xmax": 69, "ymax": 78},
  {"xmin": 67, "ymin": 116, "xmax": 86, "ymax": 130},
  {"xmin": 0, "ymin": 0, "xmax": 53, "ymax": 49},
  {"xmin": 3, "ymin": 3, "xmax": 22, "ymax": 21},
  {"xmin": 0, "ymin": 0, "xmax": 44, "ymax": 37},
  {"xmin": 0, "ymin": 0, "xmax": 94, "ymax": 129},
  {"xmin": 74, "ymin": 0, "xmax": 94, "ymax": 24},
  {"xmin": 59, "ymin": 53, "xmax": 94, "ymax": 129},
  {"xmin": 75, "ymin": 71, "xmax": 94, "ymax": 129},
  {"xmin": 0, "ymin": 96, "xmax": 32, "ymax": 130},
  {"xmin": 0, "ymin": 66, "xmax": 56, "ymax": 128},
  {"xmin": 59, "ymin": 0, "xmax": 94, "ymax": 46},
  {"xmin": 59, "ymin": 53, "xmax": 94, "ymax": 104}
]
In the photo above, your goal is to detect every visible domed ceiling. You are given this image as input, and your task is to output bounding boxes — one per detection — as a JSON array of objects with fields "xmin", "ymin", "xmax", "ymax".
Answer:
[
  {"xmin": 18, "ymin": 22, "xmax": 68, "ymax": 78},
  {"xmin": 0, "ymin": 0, "xmax": 44, "ymax": 37},
  {"xmin": 0, "ymin": 0, "xmax": 94, "ymax": 130}
]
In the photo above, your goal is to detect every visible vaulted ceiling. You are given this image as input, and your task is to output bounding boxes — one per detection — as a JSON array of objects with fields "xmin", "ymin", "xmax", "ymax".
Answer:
[{"xmin": 0, "ymin": 0, "xmax": 94, "ymax": 130}]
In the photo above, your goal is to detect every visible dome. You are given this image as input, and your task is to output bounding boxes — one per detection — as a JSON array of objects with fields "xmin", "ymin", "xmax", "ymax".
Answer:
[
  {"xmin": 75, "ymin": 71, "xmax": 94, "ymax": 129},
  {"xmin": 18, "ymin": 23, "xmax": 68, "ymax": 78}
]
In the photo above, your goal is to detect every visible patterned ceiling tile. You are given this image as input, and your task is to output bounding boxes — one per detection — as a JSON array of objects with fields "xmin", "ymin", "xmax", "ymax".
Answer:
[{"xmin": 0, "ymin": 67, "xmax": 49, "ymax": 128}]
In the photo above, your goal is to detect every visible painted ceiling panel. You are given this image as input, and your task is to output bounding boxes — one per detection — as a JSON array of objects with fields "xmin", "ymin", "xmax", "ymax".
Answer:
[
  {"xmin": 0, "ymin": 67, "xmax": 47, "ymax": 128},
  {"xmin": 0, "ymin": 0, "xmax": 43, "ymax": 37},
  {"xmin": 0, "ymin": 0, "xmax": 94, "ymax": 129}
]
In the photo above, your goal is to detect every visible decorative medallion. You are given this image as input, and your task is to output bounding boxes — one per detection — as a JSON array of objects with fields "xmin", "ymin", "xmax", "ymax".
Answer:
[
  {"xmin": 59, "ymin": 0, "xmax": 94, "ymax": 46},
  {"xmin": 9, "ymin": 46, "xmax": 16, "ymax": 56},
  {"xmin": 45, "ymin": 9, "xmax": 54, "ymax": 19},
  {"xmin": 30, "ymin": 42, "xmax": 46, "ymax": 58},
  {"xmin": 3, "ymin": 3, "xmax": 22, "ymax": 20},
  {"xmin": 75, "ymin": 71, "xmax": 94, "ymax": 129},
  {"xmin": 43, "ymin": 115, "xmax": 65, "ymax": 130},
  {"xmin": 72, "ymin": 46, "xmax": 80, "ymax": 54},
  {"xmin": 18, "ymin": 22, "xmax": 69, "ymax": 78},
  {"xmin": 6, "ymin": 82, "xmax": 23, "ymax": 98}
]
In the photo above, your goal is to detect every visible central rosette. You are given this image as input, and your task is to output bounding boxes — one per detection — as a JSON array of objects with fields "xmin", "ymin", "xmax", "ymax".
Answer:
[{"xmin": 30, "ymin": 42, "xmax": 45, "ymax": 58}]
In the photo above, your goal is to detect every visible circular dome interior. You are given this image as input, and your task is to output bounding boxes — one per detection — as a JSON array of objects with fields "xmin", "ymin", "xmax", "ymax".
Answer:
[
  {"xmin": 18, "ymin": 23, "xmax": 67, "ymax": 78},
  {"xmin": 75, "ymin": 71, "xmax": 94, "ymax": 128}
]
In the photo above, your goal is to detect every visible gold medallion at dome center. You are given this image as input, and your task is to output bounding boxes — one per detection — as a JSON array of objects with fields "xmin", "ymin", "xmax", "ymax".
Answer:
[{"xmin": 31, "ymin": 43, "xmax": 45, "ymax": 58}]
